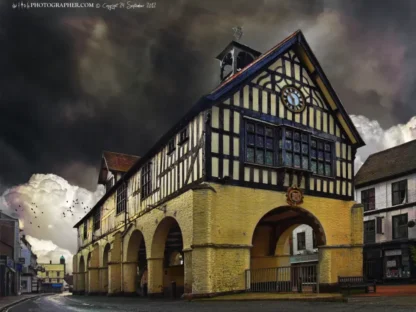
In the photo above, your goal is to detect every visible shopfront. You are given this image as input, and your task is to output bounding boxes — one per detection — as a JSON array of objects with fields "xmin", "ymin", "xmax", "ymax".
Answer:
[
  {"xmin": 364, "ymin": 242, "xmax": 416, "ymax": 283},
  {"xmin": 0, "ymin": 256, "xmax": 16, "ymax": 296}
]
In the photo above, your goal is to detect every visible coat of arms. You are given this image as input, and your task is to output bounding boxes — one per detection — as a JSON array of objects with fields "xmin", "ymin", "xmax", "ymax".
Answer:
[{"xmin": 286, "ymin": 185, "xmax": 304, "ymax": 206}]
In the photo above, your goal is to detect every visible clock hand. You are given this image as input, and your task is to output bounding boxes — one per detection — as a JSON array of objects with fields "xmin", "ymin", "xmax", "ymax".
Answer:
[{"xmin": 289, "ymin": 94, "xmax": 298, "ymax": 106}]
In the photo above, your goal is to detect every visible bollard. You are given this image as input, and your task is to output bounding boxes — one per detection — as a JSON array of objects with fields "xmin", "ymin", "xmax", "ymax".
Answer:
[
  {"xmin": 297, "ymin": 277, "xmax": 303, "ymax": 293},
  {"xmin": 143, "ymin": 283, "xmax": 148, "ymax": 297},
  {"xmin": 171, "ymin": 281, "xmax": 177, "ymax": 299}
]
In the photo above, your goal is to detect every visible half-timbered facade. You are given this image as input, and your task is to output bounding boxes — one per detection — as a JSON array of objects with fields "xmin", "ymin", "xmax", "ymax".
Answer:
[{"xmin": 73, "ymin": 30, "xmax": 365, "ymax": 298}]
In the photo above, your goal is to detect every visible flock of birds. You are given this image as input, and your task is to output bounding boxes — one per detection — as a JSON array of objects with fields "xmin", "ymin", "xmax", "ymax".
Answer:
[{"xmin": 13, "ymin": 198, "xmax": 93, "ymax": 230}]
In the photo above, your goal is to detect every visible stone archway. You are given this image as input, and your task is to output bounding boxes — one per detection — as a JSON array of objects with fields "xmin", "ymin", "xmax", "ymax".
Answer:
[
  {"xmin": 78, "ymin": 256, "xmax": 85, "ymax": 294},
  {"xmin": 123, "ymin": 230, "xmax": 147, "ymax": 295},
  {"xmin": 149, "ymin": 217, "xmax": 184, "ymax": 298},
  {"xmin": 250, "ymin": 206, "xmax": 326, "ymax": 292},
  {"xmin": 101, "ymin": 243, "xmax": 110, "ymax": 294}
]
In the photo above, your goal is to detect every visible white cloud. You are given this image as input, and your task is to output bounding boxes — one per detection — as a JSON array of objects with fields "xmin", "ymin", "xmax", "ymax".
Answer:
[
  {"xmin": 0, "ymin": 173, "xmax": 105, "ymax": 256},
  {"xmin": 25, "ymin": 235, "xmax": 74, "ymax": 274},
  {"xmin": 352, "ymin": 115, "xmax": 416, "ymax": 173}
]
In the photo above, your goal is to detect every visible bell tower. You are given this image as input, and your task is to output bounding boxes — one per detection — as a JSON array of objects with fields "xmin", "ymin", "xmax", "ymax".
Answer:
[{"xmin": 216, "ymin": 26, "xmax": 261, "ymax": 83}]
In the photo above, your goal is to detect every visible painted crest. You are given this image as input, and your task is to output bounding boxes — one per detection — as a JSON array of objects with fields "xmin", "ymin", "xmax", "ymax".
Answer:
[{"xmin": 286, "ymin": 185, "xmax": 304, "ymax": 206}]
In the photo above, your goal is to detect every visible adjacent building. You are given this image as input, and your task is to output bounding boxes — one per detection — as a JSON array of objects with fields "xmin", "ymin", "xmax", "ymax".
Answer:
[
  {"xmin": 0, "ymin": 211, "xmax": 21, "ymax": 296},
  {"xmin": 37, "ymin": 256, "xmax": 66, "ymax": 293},
  {"xmin": 290, "ymin": 225, "xmax": 318, "ymax": 266},
  {"xmin": 20, "ymin": 235, "xmax": 41, "ymax": 293},
  {"xmin": 72, "ymin": 30, "xmax": 365, "ymax": 297},
  {"xmin": 355, "ymin": 140, "xmax": 416, "ymax": 282}
]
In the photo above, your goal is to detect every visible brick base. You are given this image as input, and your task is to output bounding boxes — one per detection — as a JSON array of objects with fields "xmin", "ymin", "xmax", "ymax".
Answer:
[
  {"xmin": 183, "ymin": 289, "xmax": 246, "ymax": 300},
  {"xmin": 318, "ymin": 283, "xmax": 339, "ymax": 293}
]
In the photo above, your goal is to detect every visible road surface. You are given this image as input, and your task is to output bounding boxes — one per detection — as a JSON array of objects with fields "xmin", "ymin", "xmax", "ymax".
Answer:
[{"xmin": 6, "ymin": 293, "xmax": 416, "ymax": 312}]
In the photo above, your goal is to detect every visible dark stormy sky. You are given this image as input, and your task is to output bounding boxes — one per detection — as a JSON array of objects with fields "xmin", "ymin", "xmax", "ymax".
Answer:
[{"xmin": 1, "ymin": 0, "xmax": 416, "ymax": 192}]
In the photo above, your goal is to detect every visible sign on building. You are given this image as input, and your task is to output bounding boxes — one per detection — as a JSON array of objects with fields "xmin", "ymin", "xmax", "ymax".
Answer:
[{"xmin": 19, "ymin": 257, "xmax": 25, "ymax": 264}]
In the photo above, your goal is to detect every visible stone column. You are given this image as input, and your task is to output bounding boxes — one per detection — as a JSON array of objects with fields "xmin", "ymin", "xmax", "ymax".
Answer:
[
  {"xmin": 183, "ymin": 249, "xmax": 192, "ymax": 296},
  {"xmin": 147, "ymin": 257, "xmax": 164, "ymax": 296},
  {"xmin": 122, "ymin": 261, "xmax": 138, "ymax": 295},
  {"xmin": 107, "ymin": 262, "xmax": 122, "ymax": 295},
  {"xmin": 99, "ymin": 267, "xmax": 109, "ymax": 294},
  {"xmin": 87, "ymin": 268, "xmax": 100, "ymax": 295}
]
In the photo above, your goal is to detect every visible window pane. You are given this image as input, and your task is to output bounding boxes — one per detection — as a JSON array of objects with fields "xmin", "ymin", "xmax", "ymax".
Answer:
[
  {"xmin": 318, "ymin": 142, "xmax": 323, "ymax": 150},
  {"xmin": 266, "ymin": 138, "xmax": 273, "ymax": 149},
  {"xmin": 324, "ymin": 143, "xmax": 331, "ymax": 151},
  {"xmin": 318, "ymin": 151, "xmax": 324, "ymax": 160},
  {"xmin": 311, "ymin": 149, "xmax": 317, "ymax": 158},
  {"xmin": 247, "ymin": 147, "xmax": 255, "ymax": 162},
  {"xmin": 302, "ymin": 144, "xmax": 309, "ymax": 154},
  {"xmin": 265, "ymin": 128, "xmax": 273, "ymax": 137},
  {"xmin": 325, "ymin": 152, "xmax": 331, "ymax": 161},
  {"xmin": 311, "ymin": 161, "xmax": 317, "ymax": 173},
  {"xmin": 325, "ymin": 164, "xmax": 332, "ymax": 176},
  {"xmin": 311, "ymin": 140, "xmax": 317, "ymax": 148},
  {"xmin": 301, "ymin": 134, "xmax": 308, "ymax": 142},
  {"xmin": 256, "ymin": 135, "xmax": 264, "ymax": 148},
  {"xmin": 285, "ymin": 140, "xmax": 292, "ymax": 150},
  {"xmin": 285, "ymin": 153, "xmax": 293, "ymax": 166},
  {"xmin": 247, "ymin": 134, "xmax": 255, "ymax": 146},
  {"xmin": 294, "ymin": 132, "xmax": 300, "ymax": 141},
  {"xmin": 294, "ymin": 155, "xmax": 300, "ymax": 168},
  {"xmin": 257, "ymin": 125, "xmax": 264, "ymax": 135},
  {"xmin": 279, "ymin": 140, "xmax": 283, "ymax": 149},
  {"xmin": 256, "ymin": 149, "xmax": 264, "ymax": 164},
  {"xmin": 266, "ymin": 151, "xmax": 273, "ymax": 165},
  {"xmin": 286, "ymin": 130, "xmax": 292, "ymax": 139},
  {"xmin": 278, "ymin": 152, "xmax": 283, "ymax": 165},
  {"xmin": 393, "ymin": 182, "xmax": 399, "ymax": 191},
  {"xmin": 318, "ymin": 163, "xmax": 324, "ymax": 175},
  {"xmin": 294, "ymin": 142, "xmax": 300, "ymax": 153},
  {"xmin": 302, "ymin": 157, "xmax": 308, "ymax": 169},
  {"xmin": 247, "ymin": 123, "xmax": 255, "ymax": 132}
]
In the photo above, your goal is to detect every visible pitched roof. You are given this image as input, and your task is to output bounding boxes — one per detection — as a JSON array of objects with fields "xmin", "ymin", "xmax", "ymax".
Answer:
[
  {"xmin": 74, "ymin": 29, "xmax": 364, "ymax": 228},
  {"xmin": 102, "ymin": 151, "xmax": 140, "ymax": 173},
  {"xmin": 355, "ymin": 140, "xmax": 416, "ymax": 188}
]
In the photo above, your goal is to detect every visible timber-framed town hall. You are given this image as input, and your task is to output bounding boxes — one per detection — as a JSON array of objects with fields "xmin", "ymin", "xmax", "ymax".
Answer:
[{"xmin": 72, "ymin": 30, "xmax": 366, "ymax": 297}]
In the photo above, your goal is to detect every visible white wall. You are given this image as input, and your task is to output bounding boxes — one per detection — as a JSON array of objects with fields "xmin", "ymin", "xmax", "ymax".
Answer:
[
  {"xmin": 355, "ymin": 172, "xmax": 416, "ymax": 209},
  {"xmin": 292, "ymin": 224, "xmax": 317, "ymax": 255}
]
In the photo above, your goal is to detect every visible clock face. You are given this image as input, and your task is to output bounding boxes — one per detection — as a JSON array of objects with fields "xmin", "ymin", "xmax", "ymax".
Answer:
[{"xmin": 281, "ymin": 86, "xmax": 306, "ymax": 113}]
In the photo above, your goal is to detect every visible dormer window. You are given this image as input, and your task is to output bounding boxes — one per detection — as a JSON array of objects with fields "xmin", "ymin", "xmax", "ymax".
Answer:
[
  {"xmin": 179, "ymin": 127, "xmax": 189, "ymax": 144},
  {"xmin": 167, "ymin": 138, "xmax": 175, "ymax": 155}
]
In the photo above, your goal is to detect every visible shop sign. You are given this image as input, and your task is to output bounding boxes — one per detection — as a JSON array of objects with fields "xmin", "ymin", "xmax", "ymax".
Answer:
[
  {"xmin": 385, "ymin": 250, "xmax": 401, "ymax": 257},
  {"xmin": 18, "ymin": 257, "xmax": 25, "ymax": 264},
  {"xmin": 386, "ymin": 260, "xmax": 397, "ymax": 268}
]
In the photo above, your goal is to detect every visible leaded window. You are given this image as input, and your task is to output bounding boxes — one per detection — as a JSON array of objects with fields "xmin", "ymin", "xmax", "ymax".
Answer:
[
  {"xmin": 167, "ymin": 138, "xmax": 175, "ymax": 155},
  {"xmin": 116, "ymin": 182, "xmax": 127, "ymax": 214},
  {"xmin": 179, "ymin": 127, "xmax": 189, "ymax": 144},
  {"xmin": 141, "ymin": 162, "xmax": 152, "ymax": 199},
  {"xmin": 245, "ymin": 121, "xmax": 274, "ymax": 166},
  {"xmin": 392, "ymin": 214, "xmax": 408, "ymax": 240},
  {"xmin": 244, "ymin": 121, "xmax": 334, "ymax": 177}
]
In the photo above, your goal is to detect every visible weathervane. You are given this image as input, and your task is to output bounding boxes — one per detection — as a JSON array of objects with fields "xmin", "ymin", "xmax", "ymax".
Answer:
[{"xmin": 232, "ymin": 26, "xmax": 243, "ymax": 42}]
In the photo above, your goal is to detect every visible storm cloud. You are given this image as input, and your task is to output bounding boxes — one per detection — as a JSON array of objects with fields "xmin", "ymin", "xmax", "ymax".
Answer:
[{"xmin": 1, "ymin": 0, "xmax": 416, "ymax": 192}]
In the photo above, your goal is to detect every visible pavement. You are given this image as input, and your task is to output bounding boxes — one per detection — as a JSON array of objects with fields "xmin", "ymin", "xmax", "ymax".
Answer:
[
  {"xmin": 3, "ymin": 290, "xmax": 416, "ymax": 312},
  {"xmin": 0, "ymin": 293, "xmax": 47, "ymax": 311}
]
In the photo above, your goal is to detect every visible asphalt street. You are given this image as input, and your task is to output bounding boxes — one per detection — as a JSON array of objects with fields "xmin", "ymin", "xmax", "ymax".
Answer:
[{"xmin": 6, "ymin": 293, "xmax": 416, "ymax": 312}]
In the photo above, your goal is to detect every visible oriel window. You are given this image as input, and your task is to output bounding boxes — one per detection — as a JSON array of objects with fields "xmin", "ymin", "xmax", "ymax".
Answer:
[
  {"xmin": 392, "ymin": 180, "xmax": 407, "ymax": 206},
  {"xmin": 245, "ymin": 121, "xmax": 274, "ymax": 166},
  {"xmin": 141, "ymin": 162, "xmax": 152, "ymax": 199},
  {"xmin": 361, "ymin": 188, "xmax": 375, "ymax": 211},
  {"xmin": 116, "ymin": 182, "xmax": 127, "ymax": 214}
]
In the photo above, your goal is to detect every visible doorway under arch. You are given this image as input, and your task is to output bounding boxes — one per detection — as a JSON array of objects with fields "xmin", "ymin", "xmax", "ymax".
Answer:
[
  {"xmin": 78, "ymin": 256, "xmax": 85, "ymax": 294},
  {"xmin": 124, "ymin": 230, "xmax": 147, "ymax": 295}
]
